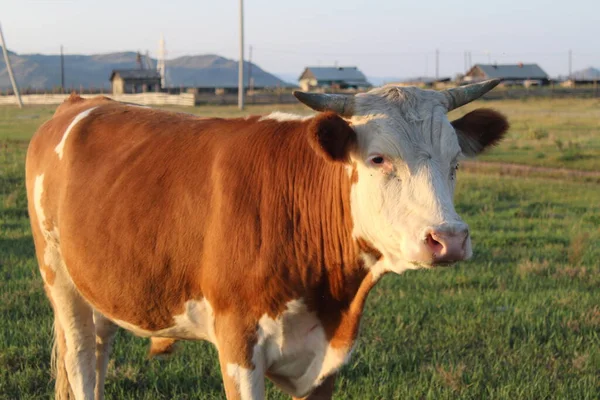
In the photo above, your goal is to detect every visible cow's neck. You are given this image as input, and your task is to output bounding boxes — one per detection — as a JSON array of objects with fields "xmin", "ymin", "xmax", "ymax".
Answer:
[{"xmin": 284, "ymin": 130, "xmax": 382, "ymax": 342}]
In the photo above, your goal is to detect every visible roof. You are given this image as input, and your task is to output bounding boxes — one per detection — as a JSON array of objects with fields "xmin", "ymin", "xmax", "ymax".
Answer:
[
  {"xmin": 470, "ymin": 64, "xmax": 548, "ymax": 80},
  {"xmin": 110, "ymin": 69, "xmax": 161, "ymax": 81},
  {"xmin": 300, "ymin": 66, "xmax": 370, "ymax": 84}
]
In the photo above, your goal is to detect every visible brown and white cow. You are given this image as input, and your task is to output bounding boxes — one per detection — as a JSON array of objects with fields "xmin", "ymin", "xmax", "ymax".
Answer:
[{"xmin": 26, "ymin": 80, "xmax": 508, "ymax": 400}]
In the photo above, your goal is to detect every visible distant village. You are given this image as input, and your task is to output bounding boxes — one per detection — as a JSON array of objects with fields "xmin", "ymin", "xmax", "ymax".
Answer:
[
  {"xmin": 1, "ymin": 48, "xmax": 599, "ymax": 107},
  {"xmin": 112, "ymin": 62, "xmax": 600, "ymax": 96}
]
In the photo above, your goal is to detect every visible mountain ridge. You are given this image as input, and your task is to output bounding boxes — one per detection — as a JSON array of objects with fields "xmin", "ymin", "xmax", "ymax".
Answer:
[{"xmin": 0, "ymin": 49, "xmax": 290, "ymax": 89}]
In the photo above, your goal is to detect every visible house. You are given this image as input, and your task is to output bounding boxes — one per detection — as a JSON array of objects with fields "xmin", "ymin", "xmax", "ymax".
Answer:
[
  {"xmin": 110, "ymin": 69, "xmax": 162, "ymax": 94},
  {"xmin": 298, "ymin": 66, "xmax": 371, "ymax": 91},
  {"xmin": 463, "ymin": 63, "xmax": 549, "ymax": 86}
]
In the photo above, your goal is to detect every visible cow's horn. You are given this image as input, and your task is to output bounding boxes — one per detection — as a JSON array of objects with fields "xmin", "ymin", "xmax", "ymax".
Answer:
[
  {"xmin": 441, "ymin": 79, "xmax": 501, "ymax": 111},
  {"xmin": 293, "ymin": 92, "xmax": 355, "ymax": 117}
]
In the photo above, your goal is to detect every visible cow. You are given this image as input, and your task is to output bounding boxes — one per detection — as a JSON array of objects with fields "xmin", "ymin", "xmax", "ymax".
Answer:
[{"xmin": 25, "ymin": 79, "xmax": 508, "ymax": 400}]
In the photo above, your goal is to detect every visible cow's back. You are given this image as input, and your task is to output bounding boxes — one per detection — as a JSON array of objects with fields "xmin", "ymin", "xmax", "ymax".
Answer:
[{"xmin": 26, "ymin": 96, "xmax": 266, "ymax": 331}]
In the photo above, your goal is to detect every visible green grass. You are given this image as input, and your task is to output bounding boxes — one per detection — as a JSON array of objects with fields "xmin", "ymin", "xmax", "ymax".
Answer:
[
  {"xmin": 1, "ymin": 101, "xmax": 599, "ymax": 399},
  {"xmin": 2, "ymin": 97, "xmax": 599, "ymax": 171},
  {"xmin": 449, "ymin": 98, "xmax": 600, "ymax": 171}
]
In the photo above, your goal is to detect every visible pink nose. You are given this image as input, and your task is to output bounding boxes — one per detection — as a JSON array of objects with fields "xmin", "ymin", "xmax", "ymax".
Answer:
[{"xmin": 424, "ymin": 228, "xmax": 469, "ymax": 264}]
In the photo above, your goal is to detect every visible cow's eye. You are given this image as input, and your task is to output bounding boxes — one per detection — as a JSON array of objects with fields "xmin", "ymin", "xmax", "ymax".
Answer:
[{"xmin": 368, "ymin": 155, "xmax": 393, "ymax": 172}]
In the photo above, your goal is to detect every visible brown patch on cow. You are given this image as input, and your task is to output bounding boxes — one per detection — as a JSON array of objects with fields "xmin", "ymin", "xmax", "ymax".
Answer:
[
  {"xmin": 323, "ymin": 271, "xmax": 377, "ymax": 349},
  {"xmin": 40, "ymin": 264, "xmax": 56, "ymax": 285},
  {"xmin": 148, "ymin": 338, "xmax": 178, "ymax": 357},
  {"xmin": 26, "ymin": 97, "xmax": 381, "ymax": 372},
  {"xmin": 307, "ymin": 112, "xmax": 356, "ymax": 163},
  {"xmin": 356, "ymin": 237, "xmax": 382, "ymax": 261},
  {"xmin": 54, "ymin": 93, "xmax": 113, "ymax": 116},
  {"xmin": 451, "ymin": 108, "xmax": 509, "ymax": 156},
  {"xmin": 350, "ymin": 162, "xmax": 359, "ymax": 184}
]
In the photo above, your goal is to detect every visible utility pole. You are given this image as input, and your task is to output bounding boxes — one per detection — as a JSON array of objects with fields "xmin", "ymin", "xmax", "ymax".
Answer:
[
  {"xmin": 435, "ymin": 49, "xmax": 439, "ymax": 80},
  {"xmin": 0, "ymin": 22, "xmax": 23, "ymax": 108},
  {"xmin": 238, "ymin": 0, "xmax": 245, "ymax": 110},
  {"xmin": 60, "ymin": 45, "xmax": 65, "ymax": 92},
  {"xmin": 568, "ymin": 49, "xmax": 572, "ymax": 78},
  {"xmin": 157, "ymin": 35, "xmax": 166, "ymax": 88}
]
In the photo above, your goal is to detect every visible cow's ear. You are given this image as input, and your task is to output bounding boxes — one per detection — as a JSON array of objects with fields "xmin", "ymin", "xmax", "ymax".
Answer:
[
  {"xmin": 307, "ymin": 112, "xmax": 356, "ymax": 163},
  {"xmin": 451, "ymin": 108, "xmax": 509, "ymax": 157}
]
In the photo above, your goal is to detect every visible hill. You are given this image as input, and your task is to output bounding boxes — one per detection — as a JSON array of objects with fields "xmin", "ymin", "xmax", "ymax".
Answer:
[{"xmin": 0, "ymin": 49, "xmax": 289, "ymax": 90}]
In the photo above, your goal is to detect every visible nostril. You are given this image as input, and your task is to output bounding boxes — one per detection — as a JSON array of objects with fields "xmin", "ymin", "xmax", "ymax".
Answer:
[{"xmin": 425, "ymin": 233, "xmax": 444, "ymax": 254}]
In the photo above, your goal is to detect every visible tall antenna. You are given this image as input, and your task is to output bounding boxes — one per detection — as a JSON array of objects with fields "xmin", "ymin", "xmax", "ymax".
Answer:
[
  {"xmin": 157, "ymin": 34, "xmax": 167, "ymax": 88},
  {"xmin": 0, "ymin": 22, "xmax": 23, "ymax": 108}
]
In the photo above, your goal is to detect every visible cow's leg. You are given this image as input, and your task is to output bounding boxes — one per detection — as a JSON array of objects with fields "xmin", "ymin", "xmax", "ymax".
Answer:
[
  {"xmin": 93, "ymin": 311, "xmax": 118, "ymax": 400},
  {"xmin": 292, "ymin": 374, "xmax": 336, "ymax": 400},
  {"xmin": 48, "ymin": 278, "xmax": 97, "ymax": 400},
  {"xmin": 215, "ymin": 317, "xmax": 265, "ymax": 400}
]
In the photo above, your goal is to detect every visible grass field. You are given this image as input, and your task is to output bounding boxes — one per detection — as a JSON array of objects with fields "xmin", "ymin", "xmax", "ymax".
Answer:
[
  {"xmin": 1, "ymin": 97, "xmax": 600, "ymax": 170},
  {"xmin": 1, "ymin": 99, "xmax": 599, "ymax": 399}
]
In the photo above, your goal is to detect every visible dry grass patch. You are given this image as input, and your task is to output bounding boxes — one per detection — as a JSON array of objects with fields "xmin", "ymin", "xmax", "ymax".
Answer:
[
  {"xmin": 517, "ymin": 259, "xmax": 550, "ymax": 278},
  {"xmin": 572, "ymin": 353, "xmax": 589, "ymax": 371},
  {"xmin": 564, "ymin": 319, "xmax": 581, "ymax": 333},
  {"xmin": 568, "ymin": 232, "xmax": 590, "ymax": 265},
  {"xmin": 584, "ymin": 306, "xmax": 600, "ymax": 327},
  {"xmin": 552, "ymin": 266, "xmax": 588, "ymax": 280},
  {"xmin": 434, "ymin": 363, "xmax": 467, "ymax": 392}
]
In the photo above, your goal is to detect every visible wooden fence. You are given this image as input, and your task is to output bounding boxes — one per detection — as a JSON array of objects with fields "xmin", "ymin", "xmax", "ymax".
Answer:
[
  {"xmin": 0, "ymin": 92, "xmax": 195, "ymax": 107},
  {"xmin": 0, "ymin": 86, "xmax": 598, "ymax": 108}
]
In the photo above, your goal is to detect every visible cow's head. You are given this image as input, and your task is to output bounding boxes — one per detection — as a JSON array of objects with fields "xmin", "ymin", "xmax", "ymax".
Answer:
[{"xmin": 294, "ymin": 80, "xmax": 508, "ymax": 273}]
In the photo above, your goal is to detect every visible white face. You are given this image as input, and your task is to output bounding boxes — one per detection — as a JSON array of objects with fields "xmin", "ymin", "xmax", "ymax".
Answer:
[{"xmin": 349, "ymin": 86, "xmax": 472, "ymax": 272}]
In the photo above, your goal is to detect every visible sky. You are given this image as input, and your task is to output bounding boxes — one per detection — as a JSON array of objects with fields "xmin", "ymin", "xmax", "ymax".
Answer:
[{"xmin": 3, "ymin": 0, "xmax": 599, "ymax": 81}]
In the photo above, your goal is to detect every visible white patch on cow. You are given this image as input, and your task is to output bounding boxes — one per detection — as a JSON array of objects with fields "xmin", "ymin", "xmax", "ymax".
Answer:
[
  {"xmin": 33, "ymin": 174, "xmax": 63, "ymax": 282},
  {"xmin": 111, "ymin": 298, "xmax": 217, "ymax": 342},
  {"xmin": 258, "ymin": 112, "xmax": 313, "ymax": 122},
  {"xmin": 250, "ymin": 299, "xmax": 352, "ymax": 398},
  {"xmin": 33, "ymin": 174, "xmax": 47, "ymax": 231},
  {"xmin": 226, "ymin": 358, "xmax": 265, "ymax": 400},
  {"xmin": 54, "ymin": 106, "xmax": 99, "ymax": 159},
  {"xmin": 44, "ymin": 264, "xmax": 96, "ymax": 399},
  {"xmin": 126, "ymin": 103, "xmax": 150, "ymax": 109},
  {"xmin": 347, "ymin": 86, "xmax": 471, "ymax": 271}
]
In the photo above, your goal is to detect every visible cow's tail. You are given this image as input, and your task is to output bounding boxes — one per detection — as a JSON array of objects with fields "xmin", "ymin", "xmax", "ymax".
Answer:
[{"xmin": 51, "ymin": 319, "xmax": 73, "ymax": 399}]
